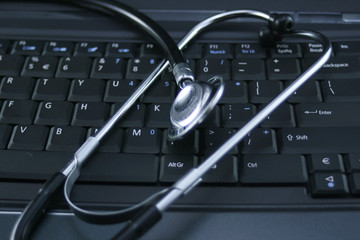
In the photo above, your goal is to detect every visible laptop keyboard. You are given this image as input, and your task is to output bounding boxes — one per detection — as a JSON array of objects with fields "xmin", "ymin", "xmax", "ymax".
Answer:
[{"xmin": 1, "ymin": 38, "xmax": 360, "ymax": 209}]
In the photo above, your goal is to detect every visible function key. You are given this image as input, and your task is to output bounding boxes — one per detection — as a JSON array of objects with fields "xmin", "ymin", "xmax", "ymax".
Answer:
[
  {"xmin": 204, "ymin": 43, "xmax": 233, "ymax": 58},
  {"xmin": 183, "ymin": 44, "xmax": 202, "ymax": 59},
  {"xmin": 0, "ymin": 40, "xmax": 10, "ymax": 54},
  {"xmin": 140, "ymin": 43, "xmax": 163, "ymax": 58},
  {"xmin": 235, "ymin": 43, "xmax": 266, "ymax": 58},
  {"xmin": 333, "ymin": 41, "xmax": 360, "ymax": 56},
  {"xmin": 302, "ymin": 42, "xmax": 330, "ymax": 57},
  {"xmin": 74, "ymin": 42, "xmax": 104, "ymax": 57},
  {"xmin": 271, "ymin": 42, "xmax": 302, "ymax": 58},
  {"xmin": 12, "ymin": 40, "xmax": 44, "ymax": 55},
  {"xmin": 43, "ymin": 41, "xmax": 74, "ymax": 56},
  {"xmin": 106, "ymin": 42, "xmax": 135, "ymax": 58}
]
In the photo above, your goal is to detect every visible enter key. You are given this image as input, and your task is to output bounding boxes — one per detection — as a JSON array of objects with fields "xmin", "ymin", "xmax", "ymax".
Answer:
[{"xmin": 295, "ymin": 103, "xmax": 360, "ymax": 127}]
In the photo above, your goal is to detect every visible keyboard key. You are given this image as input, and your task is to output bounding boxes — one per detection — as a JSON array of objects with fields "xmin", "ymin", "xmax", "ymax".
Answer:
[
  {"xmin": 333, "ymin": 41, "xmax": 360, "ymax": 56},
  {"xmin": 231, "ymin": 58, "xmax": 266, "ymax": 80},
  {"xmin": 90, "ymin": 57, "xmax": 125, "ymax": 79},
  {"xmin": 145, "ymin": 103, "xmax": 171, "ymax": 127},
  {"xmin": 43, "ymin": 41, "xmax": 74, "ymax": 56},
  {"xmin": 0, "ymin": 40, "xmax": 9, "ymax": 54},
  {"xmin": 0, "ymin": 55, "xmax": 25, "ymax": 76},
  {"xmin": 46, "ymin": 126, "xmax": 86, "ymax": 151},
  {"xmin": 266, "ymin": 58, "xmax": 301, "ymax": 80},
  {"xmin": 311, "ymin": 173, "xmax": 349, "ymax": 196},
  {"xmin": 249, "ymin": 80, "xmax": 282, "ymax": 103},
  {"xmin": 141, "ymin": 78, "xmax": 175, "ymax": 103},
  {"xmin": 34, "ymin": 101, "xmax": 73, "ymax": 125},
  {"xmin": 80, "ymin": 153, "xmax": 159, "ymax": 183},
  {"xmin": 235, "ymin": 43, "xmax": 266, "ymax": 58},
  {"xmin": 140, "ymin": 43, "xmax": 163, "ymax": 58},
  {"xmin": 204, "ymin": 43, "xmax": 233, "ymax": 58},
  {"xmin": 112, "ymin": 103, "xmax": 145, "ymax": 127},
  {"xmin": 302, "ymin": 42, "xmax": 325, "ymax": 57},
  {"xmin": 295, "ymin": 103, "xmax": 360, "ymax": 127},
  {"xmin": 0, "ymin": 76, "xmax": 35, "ymax": 100},
  {"xmin": 0, "ymin": 100, "xmax": 37, "ymax": 124},
  {"xmin": 201, "ymin": 155, "xmax": 238, "ymax": 183},
  {"xmin": 32, "ymin": 78, "xmax": 70, "ymax": 101},
  {"xmin": 196, "ymin": 58, "xmax": 230, "ymax": 80},
  {"xmin": 0, "ymin": 124, "xmax": 12, "ymax": 149},
  {"xmin": 68, "ymin": 78, "xmax": 105, "ymax": 102},
  {"xmin": 162, "ymin": 130, "xmax": 199, "ymax": 154},
  {"xmin": 321, "ymin": 79, "xmax": 360, "ymax": 102},
  {"xmin": 222, "ymin": 103, "xmax": 256, "ymax": 128},
  {"xmin": 199, "ymin": 106, "xmax": 220, "ymax": 128},
  {"xmin": 104, "ymin": 79, "xmax": 140, "ymax": 102},
  {"xmin": 199, "ymin": 128, "xmax": 237, "ymax": 154},
  {"xmin": 348, "ymin": 173, "xmax": 360, "ymax": 195},
  {"xmin": 279, "ymin": 127, "xmax": 360, "ymax": 153},
  {"xmin": 183, "ymin": 44, "xmax": 202, "ymax": 59},
  {"xmin": 71, "ymin": 102, "xmax": 109, "ymax": 126},
  {"xmin": 286, "ymin": 80, "xmax": 322, "ymax": 103},
  {"xmin": 126, "ymin": 58, "xmax": 159, "ymax": 79},
  {"xmin": 122, "ymin": 127, "xmax": 161, "ymax": 153},
  {"xmin": 21, "ymin": 56, "xmax": 58, "ymax": 77},
  {"xmin": 56, "ymin": 56, "xmax": 92, "ymax": 78},
  {"xmin": 12, "ymin": 40, "xmax": 44, "ymax": 55},
  {"xmin": 219, "ymin": 80, "xmax": 248, "ymax": 104},
  {"xmin": 105, "ymin": 42, "xmax": 135, "ymax": 58},
  {"xmin": 344, "ymin": 153, "xmax": 360, "ymax": 173},
  {"xmin": 0, "ymin": 150, "xmax": 158, "ymax": 183},
  {"xmin": 8, "ymin": 125, "xmax": 49, "ymax": 150},
  {"xmin": 240, "ymin": 154, "xmax": 308, "ymax": 184},
  {"xmin": 260, "ymin": 103, "xmax": 295, "ymax": 128},
  {"xmin": 308, "ymin": 153, "xmax": 345, "ymax": 173},
  {"xmin": 74, "ymin": 42, "xmax": 105, "ymax": 57},
  {"xmin": 302, "ymin": 56, "xmax": 360, "ymax": 79},
  {"xmin": 0, "ymin": 150, "xmax": 73, "ymax": 180},
  {"xmin": 271, "ymin": 42, "xmax": 302, "ymax": 58},
  {"xmin": 241, "ymin": 128, "xmax": 277, "ymax": 154},
  {"xmin": 159, "ymin": 154, "xmax": 197, "ymax": 183},
  {"xmin": 88, "ymin": 127, "xmax": 123, "ymax": 153}
]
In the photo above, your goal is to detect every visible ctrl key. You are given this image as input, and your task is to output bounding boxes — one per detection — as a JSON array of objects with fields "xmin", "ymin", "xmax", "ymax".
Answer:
[{"xmin": 311, "ymin": 173, "xmax": 349, "ymax": 196}]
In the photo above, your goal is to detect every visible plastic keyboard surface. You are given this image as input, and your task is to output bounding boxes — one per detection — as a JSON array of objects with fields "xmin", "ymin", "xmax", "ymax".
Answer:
[{"xmin": 1, "ymin": 38, "xmax": 360, "ymax": 211}]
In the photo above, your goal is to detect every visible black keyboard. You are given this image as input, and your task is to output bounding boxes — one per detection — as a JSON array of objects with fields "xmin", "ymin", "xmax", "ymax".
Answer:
[{"xmin": 1, "ymin": 38, "xmax": 360, "ymax": 211}]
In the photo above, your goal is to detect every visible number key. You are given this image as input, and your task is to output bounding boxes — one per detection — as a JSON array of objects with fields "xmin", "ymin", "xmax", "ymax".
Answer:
[{"xmin": 56, "ymin": 56, "xmax": 92, "ymax": 78}]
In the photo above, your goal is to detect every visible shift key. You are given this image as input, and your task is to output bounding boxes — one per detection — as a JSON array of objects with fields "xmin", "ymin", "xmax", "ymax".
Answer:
[
  {"xmin": 240, "ymin": 154, "xmax": 307, "ymax": 184},
  {"xmin": 279, "ymin": 127, "xmax": 360, "ymax": 153}
]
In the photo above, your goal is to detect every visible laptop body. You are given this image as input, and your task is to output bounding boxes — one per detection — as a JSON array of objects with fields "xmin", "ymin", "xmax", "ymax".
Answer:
[{"xmin": 0, "ymin": 0, "xmax": 360, "ymax": 239}]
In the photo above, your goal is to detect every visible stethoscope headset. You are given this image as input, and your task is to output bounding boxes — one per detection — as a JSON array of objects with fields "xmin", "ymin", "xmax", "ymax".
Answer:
[{"xmin": 10, "ymin": 0, "xmax": 332, "ymax": 239}]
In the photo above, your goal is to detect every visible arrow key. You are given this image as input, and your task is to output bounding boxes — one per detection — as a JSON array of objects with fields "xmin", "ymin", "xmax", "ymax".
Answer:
[{"xmin": 311, "ymin": 173, "xmax": 349, "ymax": 196}]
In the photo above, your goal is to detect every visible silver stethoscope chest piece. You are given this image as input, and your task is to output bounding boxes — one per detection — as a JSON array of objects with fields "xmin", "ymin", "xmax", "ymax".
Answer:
[{"xmin": 168, "ymin": 75, "xmax": 224, "ymax": 141}]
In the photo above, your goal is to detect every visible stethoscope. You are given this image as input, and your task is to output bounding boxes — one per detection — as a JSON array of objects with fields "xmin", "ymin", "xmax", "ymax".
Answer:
[{"xmin": 10, "ymin": 0, "xmax": 332, "ymax": 239}]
